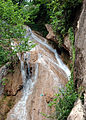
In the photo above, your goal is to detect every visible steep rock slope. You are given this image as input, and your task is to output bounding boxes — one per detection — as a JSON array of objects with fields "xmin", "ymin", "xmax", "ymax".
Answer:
[
  {"xmin": 75, "ymin": 0, "xmax": 86, "ymax": 88},
  {"xmin": 68, "ymin": 1, "xmax": 86, "ymax": 119},
  {"xmin": 6, "ymin": 28, "xmax": 70, "ymax": 120}
]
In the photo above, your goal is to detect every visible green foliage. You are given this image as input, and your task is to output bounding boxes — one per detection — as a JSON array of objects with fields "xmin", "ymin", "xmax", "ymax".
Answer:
[
  {"xmin": 0, "ymin": 0, "xmax": 35, "ymax": 67},
  {"xmin": 12, "ymin": 0, "xmax": 25, "ymax": 5},
  {"xmin": 23, "ymin": 2, "xmax": 40, "ymax": 24},
  {"xmin": 33, "ymin": 0, "xmax": 51, "ymax": 4},
  {"xmin": 0, "ymin": 78, "xmax": 9, "ymax": 86},
  {"xmin": 29, "ymin": 0, "xmax": 51, "ymax": 28},
  {"xmin": 47, "ymin": 0, "xmax": 82, "ymax": 45},
  {"xmin": 48, "ymin": 77, "xmax": 78, "ymax": 120},
  {"xmin": 29, "ymin": 23, "xmax": 48, "ymax": 37},
  {"xmin": 53, "ymin": 28, "xmax": 76, "ymax": 120},
  {"xmin": 68, "ymin": 27, "xmax": 75, "ymax": 64},
  {"xmin": 0, "ymin": 46, "xmax": 9, "ymax": 67}
]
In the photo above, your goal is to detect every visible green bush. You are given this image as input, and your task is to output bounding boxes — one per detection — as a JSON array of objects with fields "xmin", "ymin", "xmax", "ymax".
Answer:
[
  {"xmin": 47, "ymin": 0, "xmax": 82, "ymax": 45},
  {"xmin": 24, "ymin": 0, "xmax": 50, "ymax": 37},
  {"xmin": 0, "ymin": 46, "xmax": 9, "ymax": 67},
  {"xmin": 0, "ymin": 0, "xmax": 35, "ymax": 67},
  {"xmin": 48, "ymin": 76, "xmax": 78, "ymax": 120},
  {"xmin": 68, "ymin": 27, "xmax": 75, "ymax": 64}
]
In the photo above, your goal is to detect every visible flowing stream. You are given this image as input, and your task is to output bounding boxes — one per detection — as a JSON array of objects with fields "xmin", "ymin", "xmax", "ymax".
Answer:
[{"xmin": 7, "ymin": 27, "xmax": 70, "ymax": 120}]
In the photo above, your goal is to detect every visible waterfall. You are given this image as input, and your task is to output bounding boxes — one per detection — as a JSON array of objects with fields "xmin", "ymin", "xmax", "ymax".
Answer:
[{"xmin": 7, "ymin": 27, "xmax": 70, "ymax": 120}]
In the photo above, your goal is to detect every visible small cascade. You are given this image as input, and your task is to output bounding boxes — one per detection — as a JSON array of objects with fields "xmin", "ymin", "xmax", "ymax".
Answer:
[{"xmin": 9, "ymin": 52, "xmax": 39, "ymax": 120}]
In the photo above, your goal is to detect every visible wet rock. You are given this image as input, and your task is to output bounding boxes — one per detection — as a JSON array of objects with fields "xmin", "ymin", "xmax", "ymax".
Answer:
[
  {"xmin": 0, "ymin": 89, "xmax": 22, "ymax": 120},
  {"xmin": 30, "ymin": 51, "xmax": 38, "ymax": 64},
  {"xmin": 0, "ymin": 96, "xmax": 13, "ymax": 120},
  {"xmin": 67, "ymin": 99, "xmax": 84, "ymax": 120},
  {"xmin": 4, "ymin": 63, "xmax": 23, "ymax": 96}
]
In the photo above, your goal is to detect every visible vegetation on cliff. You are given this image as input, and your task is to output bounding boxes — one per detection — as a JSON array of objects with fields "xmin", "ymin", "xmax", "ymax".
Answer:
[{"xmin": 31, "ymin": 0, "xmax": 82, "ymax": 45}]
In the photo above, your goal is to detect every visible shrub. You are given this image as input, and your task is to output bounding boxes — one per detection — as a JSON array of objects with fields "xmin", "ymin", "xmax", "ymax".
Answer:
[{"xmin": 48, "ymin": 76, "xmax": 78, "ymax": 120}]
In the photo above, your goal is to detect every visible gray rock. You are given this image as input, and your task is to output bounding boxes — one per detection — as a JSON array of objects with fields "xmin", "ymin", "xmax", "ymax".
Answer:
[{"xmin": 75, "ymin": 0, "xmax": 86, "ymax": 88}]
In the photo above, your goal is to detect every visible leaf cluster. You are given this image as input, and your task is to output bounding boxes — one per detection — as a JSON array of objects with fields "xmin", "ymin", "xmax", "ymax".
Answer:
[{"xmin": 0, "ymin": 0, "xmax": 35, "ymax": 66}]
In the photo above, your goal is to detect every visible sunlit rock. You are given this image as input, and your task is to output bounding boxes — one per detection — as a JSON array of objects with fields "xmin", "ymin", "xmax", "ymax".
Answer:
[
  {"xmin": 67, "ymin": 99, "xmax": 84, "ymax": 120},
  {"xmin": 45, "ymin": 24, "xmax": 56, "ymax": 42}
]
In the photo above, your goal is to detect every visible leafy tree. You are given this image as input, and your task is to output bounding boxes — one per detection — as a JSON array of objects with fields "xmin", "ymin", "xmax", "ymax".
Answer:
[
  {"xmin": 23, "ymin": 2, "xmax": 40, "ymax": 24},
  {"xmin": 0, "ymin": 0, "xmax": 34, "ymax": 67}
]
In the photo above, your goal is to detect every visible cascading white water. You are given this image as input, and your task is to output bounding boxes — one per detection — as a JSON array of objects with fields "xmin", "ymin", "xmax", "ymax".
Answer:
[
  {"xmin": 25, "ymin": 27, "xmax": 70, "ymax": 79},
  {"xmin": 7, "ymin": 27, "xmax": 71, "ymax": 120},
  {"xmin": 29, "ymin": 28, "xmax": 71, "ymax": 79},
  {"xmin": 10, "ymin": 56, "xmax": 39, "ymax": 120}
]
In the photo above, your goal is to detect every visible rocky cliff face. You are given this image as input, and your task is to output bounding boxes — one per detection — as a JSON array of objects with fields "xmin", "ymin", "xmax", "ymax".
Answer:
[
  {"xmin": 75, "ymin": 0, "xmax": 86, "ymax": 88},
  {"xmin": 68, "ymin": 1, "xmax": 86, "ymax": 119}
]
